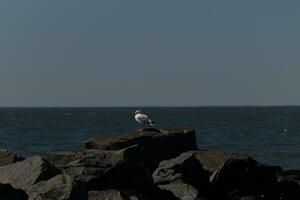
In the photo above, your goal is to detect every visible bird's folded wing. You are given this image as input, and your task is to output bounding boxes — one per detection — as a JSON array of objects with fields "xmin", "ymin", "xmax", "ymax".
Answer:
[{"xmin": 136, "ymin": 114, "xmax": 148, "ymax": 121}]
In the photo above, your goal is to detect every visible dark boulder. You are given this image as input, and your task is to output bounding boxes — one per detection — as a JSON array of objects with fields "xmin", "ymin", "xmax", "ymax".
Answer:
[
  {"xmin": 87, "ymin": 160, "xmax": 177, "ymax": 200},
  {"xmin": 0, "ymin": 149, "xmax": 24, "ymax": 166},
  {"xmin": 276, "ymin": 170, "xmax": 300, "ymax": 200},
  {"xmin": 88, "ymin": 190, "xmax": 156, "ymax": 200},
  {"xmin": 86, "ymin": 128, "xmax": 197, "ymax": 170},
  {"xmin": 0, "ymin": 183, "xmax": 28, "ymax": 200},
  {"xmin": 183, "ymin": 150, "xmax": 235, "ymax": 175},
  {"xmin": 47, "ymin": 145, "xmax": 144, "ymax": 169},
  {"xmin": 0, "ymin": 155, "xmax": 60, "ymax": 191},
  {"xmin": 210, "ymin": 156, "xmax": 281, "ymax": 199},
  {"xmin": 88, "ymin": 189, "xmax": 172, "ymax": 200},
  {"xmin": 153, "ymin": 152, "xmax": 211, "ymax": 200},
  {"xmin": 27, "ymin": 174, "xmax": 86, "ymax": 200},
  {"xmin": 49, "ymin": 148, "xmax": 175, "ymax": 199},
  {"xmin": 47, "ymin": 145, "xmax": 144, "ymax": 183},
  {"xmin": 88, "ymin": 190, "xmax": 125, "ymax": 200}
]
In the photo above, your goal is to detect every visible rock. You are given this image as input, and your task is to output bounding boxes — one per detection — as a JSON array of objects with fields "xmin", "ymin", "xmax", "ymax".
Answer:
[
  {"xmin": 0, "ymin": 155, "xmax": 60, "ymax": 191},
  {"xmin": 87, "ymin": 160, "xmax": 177, "ymax": 199},
  {"xmin": 88, "ymin": 189, "xmax": 167, "ymax": 200},
  {"xmin": 27, "ymin": 174, "xmax": 86, "ymax": 200},
  {"xmin": 86, "ymin": 128, "xmax": 197, "ymax": 170},
  {"xmin": 277, "ymin": 170, "xmax": 300, "ymax": 182},
  {"xmin": 0, "ymin": 183, "xmax": 28, "ymax": 200},
  {"xmin": 47, "ymin": 145, "xmax": 144, "ymax": 183},
  {"xmin": 48, "ymin": 146, "xmax": 176, "ymax": 199},
  {"xmin": 183, "ymin": 150, "xmax": 234, "ymax": 175},
  {"xmin": 86, "ymin": 160, "xmax": 153, "ymax": 191},
  {"xmin": 0, "ymin": 149, "xmax": 24, "ymax": 166},
  {"xmin": 88, "ymin": 190, "xmax": 125, "ymax": 200},
  {"xmin": 210, "ymin": 156, "xmax": 281, "ymax": 199},
  {"xmin": 158, "ymin": 182, "xmax": 200, "ymax": 200},
  {"xmin": 153, "ymin": 152, "xmax": 211, "ymax": 200},
  {"xmin": 47, "ymin": 145, "xmax": 143, "ymax": 169},
  {"xmin": 276, "ymin": 170, "xmax": 300, "ymax": 200}
]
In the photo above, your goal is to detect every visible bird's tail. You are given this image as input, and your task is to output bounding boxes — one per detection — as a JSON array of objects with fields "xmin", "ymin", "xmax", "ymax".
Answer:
[{"xmin": 147, "ymin": 119, "xmax": 155, "ymax": 126}]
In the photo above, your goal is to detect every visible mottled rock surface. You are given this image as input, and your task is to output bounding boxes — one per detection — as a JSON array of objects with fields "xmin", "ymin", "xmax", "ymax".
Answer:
[
  {"xmin": 210, "ymin": 156, "xmax": 281, "ymax": 199},
  {"xmin": 86, "ymin": 128, "xmax": 197, "ymax": 170},
  {"xmin": 0, "ymin": 149, "xmax": 23, "ymax": 166},
  {"xmin": 153, "ymin": 153, "xmax": 210, "ymax": 200},
  {"xmin": 0, "ymin": 155, "xmax": 60, "ymax": 191},
  {"xmin": 27, "ymin": 174, "xmax": 86, "ymax": 200}
]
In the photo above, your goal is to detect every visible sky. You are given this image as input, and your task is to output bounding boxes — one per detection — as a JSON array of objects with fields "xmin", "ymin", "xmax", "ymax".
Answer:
[{"xmin": 1, "ymin": 0, "xmax": 300, "ymax": 107}]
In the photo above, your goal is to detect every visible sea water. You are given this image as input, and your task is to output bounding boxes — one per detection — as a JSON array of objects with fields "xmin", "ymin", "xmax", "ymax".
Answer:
[{"xmin": 0, "ymin": 107, "xmax": 299, "ymax": 169}]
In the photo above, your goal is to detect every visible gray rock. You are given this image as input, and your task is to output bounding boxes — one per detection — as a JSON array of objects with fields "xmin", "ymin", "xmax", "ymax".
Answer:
[
  {"xmin": 182, "ymin": 150, "xmax": 234, "ymax": 175},
  {"xmin": 47, "ymin": 145, "xmax": 144, "ymax": 183},
  {"xmin": 48, "ymin": 145, "xmax": 143, "ymax": 169},
  {"xmin": 88, "ymin": 190, "xmax": 156, "ymax": 200},
  {"xmin": 86, "ymin": 160, "xmax": 178, "ymax": 200},
  {"xmin": 0, "ymin": 149, "xmax": 23, "ymax": 166},
  {"xmin": 0, "ymin": 183, "xmax": 28, "ymax": 200},
  {"xmin": 86, "ymin": 160, "xmax": 153, "ymax": 191},
  {"xmin": 88, "ymin": 190, "xmax": 125, "ymax": 200},
  {"xmin": 0, "ymin": 155, "xmax": 60, "ymax": 191},
  {"xmin": 153, "ymin": 153, "xmax": 210, "ymax": 200},
  {"xmin": 210, "ymin": 156, "xmax": 281, "ymax": 199},
  {"xmin": 27, "ymin": 174, "xmax": 86, "ymax": 200},
  {"xmin": 86, "ymin": 128, "xmax": 197, "ymax": 170},
  {"xmin": 158, "ymin": 182, "xmax": 199, "ymax": 200}
]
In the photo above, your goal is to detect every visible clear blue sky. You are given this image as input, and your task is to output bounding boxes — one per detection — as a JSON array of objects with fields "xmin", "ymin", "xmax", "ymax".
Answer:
[{"xmin": 1, "ymin": 0, "xmax": 300, "ymax": 106}]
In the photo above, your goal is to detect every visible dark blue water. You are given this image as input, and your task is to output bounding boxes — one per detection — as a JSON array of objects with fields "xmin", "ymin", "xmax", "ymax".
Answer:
[{"xmin": 0, "ymin": 107, "xmax": 299, "ymax": 170}]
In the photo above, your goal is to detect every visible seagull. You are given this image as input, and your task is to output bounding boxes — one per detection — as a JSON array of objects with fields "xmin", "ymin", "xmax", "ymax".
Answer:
[{"xmin": 133, "ymin": 110, "xmax": 155, "ymax": 127}]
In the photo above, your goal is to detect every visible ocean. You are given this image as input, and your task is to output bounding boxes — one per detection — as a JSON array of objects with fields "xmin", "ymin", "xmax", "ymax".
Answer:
[{"xmin": 0, "ymin": 107, "xmax": 299, "ymax": 170}]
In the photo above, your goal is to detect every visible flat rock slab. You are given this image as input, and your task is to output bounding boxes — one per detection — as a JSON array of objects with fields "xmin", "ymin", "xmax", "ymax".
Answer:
[{"xmin": 86, "ymin": 128, "xmax": 197, "ymax": 170}]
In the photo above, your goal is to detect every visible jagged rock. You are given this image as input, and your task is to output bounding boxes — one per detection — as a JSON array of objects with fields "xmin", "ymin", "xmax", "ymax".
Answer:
[
  {"xmin": 182, "ymin": 150, "xmax": 234, "ymax": 175},
  {"xmin": 238, "ymin": 196, "xmax": 261, "ymax": 200},
  {"xmin": 47, "ymin": 145, "xmax": 144, "ymax": 183},
  {"xmin": 88, "ymin": 190, "xmax": 125, "ymax": 200},
  {"xmin": 27, "ymin": 174, "xmax": 86, "ymax": 200},
  {"xmin": 0, "ymin": 183, "xmax": 28, "ymax": 200},
  {"xmin": 48, "ymin": 146, "xmax": 176, "ymax": 199},
  {"xmin": 86, "ymin": 160, "xmax": 153, "ymax": 191},
  {"xmin": 153, "ymin": 153, "xmax": 211, "ymax": 200},
  {"xmin": 276, "ymin": 170, "xmax": 300, "ymax": 200},
  {"xmin": 86, "ymin": 160, "xmax": 177, "ymax": 199},
  {"xmin": 86, "ymin": 128, "xmax": 197, "ymax": 170},
  {"xmin": 0, "ymin": 149, "xmax": 23, "ymax": 166},
  {"xmin": 0, "ymin": 155, "xmax": 60, "ymax": 191},
  {"xmin": 47, "ymin": 145, "xmax": 143, "ymax": 169},
  {"xmin": 210, "ymin": 156, "xmax": 281, "ymax": 199},
  {"xmin": 88, "ymin": 190, "xmax": 155, "ymax": 200}
]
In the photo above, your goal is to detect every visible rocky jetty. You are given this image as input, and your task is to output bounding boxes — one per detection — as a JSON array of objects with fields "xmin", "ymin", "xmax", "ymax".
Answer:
[{"xmin": 0, "ymin": 128, "xmax": 299, "ymax": 200}]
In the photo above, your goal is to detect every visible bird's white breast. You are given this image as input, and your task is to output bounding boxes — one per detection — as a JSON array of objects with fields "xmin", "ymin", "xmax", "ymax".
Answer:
[{"xmin": 135, "ymin": 114, "xmax": 148, "ymax": 123}]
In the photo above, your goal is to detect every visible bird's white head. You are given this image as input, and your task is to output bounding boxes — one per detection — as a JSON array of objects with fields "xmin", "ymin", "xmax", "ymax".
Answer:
[{"xmin": 134, "ymin": 110, "xmax": 142, "ymax": 115}]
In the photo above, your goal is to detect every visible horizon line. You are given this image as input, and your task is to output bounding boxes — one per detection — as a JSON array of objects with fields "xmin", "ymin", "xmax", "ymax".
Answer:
[{"xmin": 1, "ymin": 105, "xmax": 300, "ymax": 108}]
